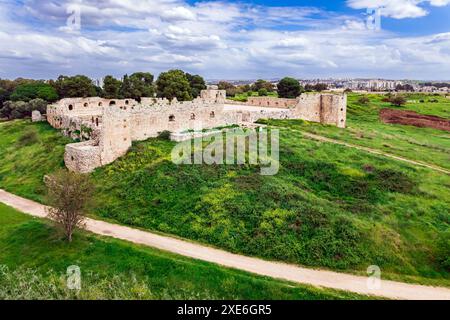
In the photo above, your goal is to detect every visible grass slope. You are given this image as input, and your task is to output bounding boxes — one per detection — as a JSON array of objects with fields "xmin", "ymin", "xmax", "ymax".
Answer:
[
  {"xmin": 0, "ymin": 121, "xmax": 70, "ymax": 202},
  {"xmin": 90, "ymin": 130, "xmax": 450, "ymax": 286},
  {"xmin": 0, "ymin": 203, "xmax": 366, "ymax": 300},
  {"xmin": 0, "ymin": 94, "xmax": 449, "ymax": 287}
]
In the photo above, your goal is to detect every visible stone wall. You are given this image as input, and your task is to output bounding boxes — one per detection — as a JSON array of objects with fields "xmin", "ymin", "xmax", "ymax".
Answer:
[
  {"xmin": 320, "ymin": 94, "xmax": 347, "ymax": 128},
  {"xmin": 129, "ymin": 100, "xmax": 231, "ymax": 141},
  {"xmin": 64, "ymin": 141, "xmax": 101, "ymax": 174},
  {"xmin": 48, "ymin": 90, "xmax": 347, "ymax": 173},
  {"xmin": 293, "ymin": 93, "xmax": 347, "ymax": 128},
  {"xmin": 246, "ymin": 97, "xmax": 297, "ymax": 108},
  {"xmin": 200, "ymin": 89, "xmax": 226, "ymax": 102}
]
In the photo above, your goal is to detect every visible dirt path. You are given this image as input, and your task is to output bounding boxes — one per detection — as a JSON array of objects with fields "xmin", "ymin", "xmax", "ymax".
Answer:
[
  {"xmin": 277, "ymin": 127, "xmax": 450, "ymax": 175},
  {"xmin": 1, "ymin": 189, "xmax": 450, "ymax": 300}
]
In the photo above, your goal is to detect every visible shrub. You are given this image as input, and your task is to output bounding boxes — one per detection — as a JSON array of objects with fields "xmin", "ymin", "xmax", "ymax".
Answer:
[
  {"xmin": 158, "ymin": 130, "xmax": 172, "ymax": 140},
  {"xmin": 358, "ymin": 96, "xmax": 370, "ymax": 105},
  {"xmin": 389, "ymin": 95, "xmax": 407, "ymax": 107},
  {"xmin": 436, "ymin": 231, "xmax": 450, "ymax": 271},
  {"xmin": 0, "ymin": 99, "xmax": 47, "ymax": 119},
  {"xmin": 17, "ymin": 128, "xmax": 39, "ymax": 147}
]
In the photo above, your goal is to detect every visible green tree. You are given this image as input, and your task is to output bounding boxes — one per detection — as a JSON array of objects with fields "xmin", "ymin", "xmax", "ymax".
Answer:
[
  {"xmin": 186, "ymin": 73, "xmax": 206, "ymax": 98},
  {"xmin": 277, "ymin": 77, "xmax": 303, "ymax": 98},
  {"xmin": 120, "ymin": 73, "xmax": 155, "ymax": 100},
  {"xmin": 258, "ymin": 88, "xmax": 269, "ymax": 96},
  {"xmin": 239, "ymin": 84, "xmax": 251, "ymax": 93},
  {"xmin": 218, "ymin": 81, "xmax": 238, "ymax": 97},
  {"xmin": 252, "ymin": 79, "xmax": 274, "ymax": 92},
  {"xmin": 119, "ymin": 74, "xmax": 133, "ymax": 99},
  {"xmin": 52, "ymin": 75, "xmax": 97, "ymax": 98},
  {"xmin": 129, "ymin": 72, "xmax": 155, "ymax": 100},
  {"xmin": 313, "ymin": 83, "xmax": 328, "ymax": 92},
  {"xmin": 10, "ymin": 82, "xmax": 59, "ymax": 102},
  {"xmin": 156, "ymin": 70, "xmax": 192, "ymax": 101},
  {"xmin": 102, "ymin": 75, "xmax": 122, "ymax": 99}
]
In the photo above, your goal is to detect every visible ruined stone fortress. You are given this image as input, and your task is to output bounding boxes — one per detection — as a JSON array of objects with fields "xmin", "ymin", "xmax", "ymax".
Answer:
[{"xmin": 46, "ymin": 89, "xmax": 347, "ymax": 173}]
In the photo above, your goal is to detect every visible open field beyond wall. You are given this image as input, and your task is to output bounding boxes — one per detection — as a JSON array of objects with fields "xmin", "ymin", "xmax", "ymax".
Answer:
[{"xmin": 0, "ymin": 94, "xmax": 449, "ymax": 289}]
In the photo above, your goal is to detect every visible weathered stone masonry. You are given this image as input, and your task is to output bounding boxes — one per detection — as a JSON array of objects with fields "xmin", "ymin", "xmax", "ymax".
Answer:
[{"xmin": 46, "ymin": 90, "xmax": 347, "ymax": 173}]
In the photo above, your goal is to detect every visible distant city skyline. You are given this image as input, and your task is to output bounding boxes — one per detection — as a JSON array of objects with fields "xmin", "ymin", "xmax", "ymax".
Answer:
[{"xmin": 0, "ymin": 0, "xmax": 449, "ymax": 80}]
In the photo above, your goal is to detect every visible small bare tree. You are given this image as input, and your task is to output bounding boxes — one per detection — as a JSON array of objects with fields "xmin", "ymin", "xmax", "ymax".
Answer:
[{"xmin": 45, "ymin": 169, "xmax": 94, "ymax": 242}]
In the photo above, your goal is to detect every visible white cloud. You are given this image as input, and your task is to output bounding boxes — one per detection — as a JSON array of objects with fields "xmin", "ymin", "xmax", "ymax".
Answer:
[
  {"xmin": 347, "ymin": 0, "xmax": 450, "ymax": 19},
  {"xmin": 0, "ymin": 0, "xmax": 448, "ymax": 80},
  {"xmin": 161, "ymin": 6, "xmax": 197, "ymax": 21}
]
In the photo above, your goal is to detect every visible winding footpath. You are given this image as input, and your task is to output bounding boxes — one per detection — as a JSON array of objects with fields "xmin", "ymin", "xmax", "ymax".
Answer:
[
  {"xmin": 301, "ymin": 131, "xmax": 450, "ymax": 175},
  {"xmin": 1, "ymin": 189, "xmax": 450, "ymax": 300}
]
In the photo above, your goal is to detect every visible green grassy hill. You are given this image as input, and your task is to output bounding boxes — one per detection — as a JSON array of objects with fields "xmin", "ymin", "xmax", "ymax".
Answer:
[
  {"xmin": 0, "ymin": 203, "xmax": 366, "ymax": 300},
  {"xmin": 0, "ymin": 93, "xmax": 449, "ymax": 288}
]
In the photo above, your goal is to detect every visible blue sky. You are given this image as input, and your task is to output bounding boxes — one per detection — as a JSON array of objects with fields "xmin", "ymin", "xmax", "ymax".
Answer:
[{"xmin": 0, "ymin": 0, "xmax": 449, "ymax": 80}]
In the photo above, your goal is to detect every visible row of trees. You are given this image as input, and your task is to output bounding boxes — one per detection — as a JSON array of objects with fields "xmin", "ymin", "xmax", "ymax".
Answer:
[
  {"xmin": 0, "ymin": 70, "xmax": 207, "ymax": 119},
  {"xmin": 102, "ymin": 71, "xmax": 206, "ymax": 101},
  {"xmin": 218, "ymin": 77, "xmax": 306, "ymax": 99},
  {"xmin": 1, "ymin": 73, "xmax": 326, "ymax": 119}
]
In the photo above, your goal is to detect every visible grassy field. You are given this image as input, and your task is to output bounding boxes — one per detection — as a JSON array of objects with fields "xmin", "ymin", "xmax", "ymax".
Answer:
[
  {"xmin": 0, "ymin": 203, "xmax": 367, "ymax": 300},
  {"xmin": 0, "ymin": 93, "xmax": 449, "ymax": 288}
]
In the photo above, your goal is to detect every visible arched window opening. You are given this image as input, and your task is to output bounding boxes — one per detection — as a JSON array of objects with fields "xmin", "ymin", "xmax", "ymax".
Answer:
[
  {"xmin": 125, "ymin": 100, "xmax": 129, "ymax": 105},
  {"xmin": 98, "ymin": 102, "xmax": 103, "ymax": 107},
  {"xmin": 169, "ymin": 115, "xmax": 175, "ymax": 122},
  {"xmin": 210, "ymin": 111, "xmax": 215, "ymax": 119},
  {"xmin": 109, "ymin": 101, "xmax": 116, "ymax": 106},
  {"xmin": 68, "ymin": 105, "xmax": 73, "ymax": 111},
  {"xmin": 84, "ymin": 103, "xmax": 88, "ymax": 107}
]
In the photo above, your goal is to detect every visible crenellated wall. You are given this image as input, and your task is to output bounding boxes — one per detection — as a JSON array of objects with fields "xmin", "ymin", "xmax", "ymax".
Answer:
[{"xmin": 47, "ymin": 90, "xmax": 347, "ymax": 173}]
